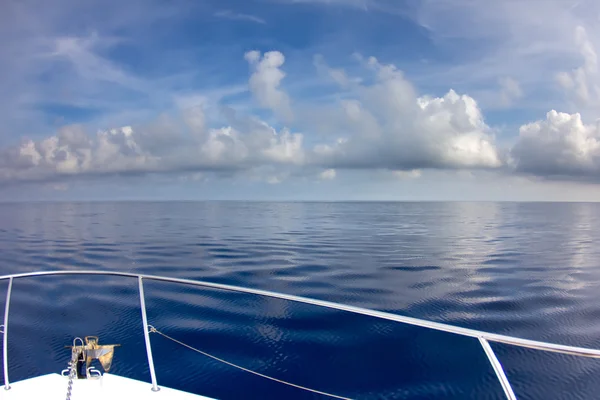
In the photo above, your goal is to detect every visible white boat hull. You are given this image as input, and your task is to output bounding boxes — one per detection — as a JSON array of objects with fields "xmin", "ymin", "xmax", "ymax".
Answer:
[{"xmin": 2, "ymin": 373, "xmax": 215, "ymax": 400}]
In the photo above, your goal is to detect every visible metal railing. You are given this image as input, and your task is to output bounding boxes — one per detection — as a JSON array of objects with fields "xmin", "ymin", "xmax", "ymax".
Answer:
[{"xmin": 1, "ymin": 270, "xmax": 600, "ymax": 399}]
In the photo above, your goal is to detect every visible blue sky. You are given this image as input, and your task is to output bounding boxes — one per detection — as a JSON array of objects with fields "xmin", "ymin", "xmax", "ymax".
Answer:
[{"xmin": 2, "ymin": 0, "xmax": 600, "ymax": 201}]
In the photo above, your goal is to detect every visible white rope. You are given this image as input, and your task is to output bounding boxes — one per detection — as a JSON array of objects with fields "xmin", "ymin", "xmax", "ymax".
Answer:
[{"xmin": 149, "ymin": 326, "xmax": 352, "ymax": 400}]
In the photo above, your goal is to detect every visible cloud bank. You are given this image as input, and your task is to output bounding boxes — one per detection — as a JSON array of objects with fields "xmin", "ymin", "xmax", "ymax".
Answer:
[
  {"xmin": 0, "ymin": 50, "xmax": 506, "ymax": 184},
  {"xmin": 1, "ymin": 46, "xmax": 600, "ymax": 185}
]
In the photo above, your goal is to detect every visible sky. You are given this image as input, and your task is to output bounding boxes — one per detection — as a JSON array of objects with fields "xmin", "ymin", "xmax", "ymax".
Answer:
[{"xmin": 2, "ymin": 0, "xmax": 600, "ymax": 201}]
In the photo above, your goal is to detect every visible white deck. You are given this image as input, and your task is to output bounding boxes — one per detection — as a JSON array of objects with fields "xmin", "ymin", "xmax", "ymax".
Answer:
[{"xmin": 1, "ymin": 373, "xmax": 215, "ymax": 400}]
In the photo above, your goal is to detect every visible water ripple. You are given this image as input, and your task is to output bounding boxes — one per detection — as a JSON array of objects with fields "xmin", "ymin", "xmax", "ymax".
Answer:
[{"xmin": 0, "ymin": 202, "xmax": 600, "ymax": 399}]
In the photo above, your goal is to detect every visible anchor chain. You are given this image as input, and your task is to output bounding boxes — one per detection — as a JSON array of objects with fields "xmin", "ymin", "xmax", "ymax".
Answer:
[{"xmin": 65, "ymin": 338, "xmax": 84, "ymax": 400}]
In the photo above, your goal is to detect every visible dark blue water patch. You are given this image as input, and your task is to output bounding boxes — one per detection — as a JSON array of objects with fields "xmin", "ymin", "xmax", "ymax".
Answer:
[
  {"xmin": 495, "ymin": 344, "xmax": 600, "ymax": 400},
  {"xmin": 1, "ymin": 202, "xmax": 600, "ymax": 399},
  {"xmin": 1, "ymin": 275, "xmax": 147, "ymax": 384},
  {"xmin": 141, "ymin": 282, "xmax": 505, "ymax": 399}
]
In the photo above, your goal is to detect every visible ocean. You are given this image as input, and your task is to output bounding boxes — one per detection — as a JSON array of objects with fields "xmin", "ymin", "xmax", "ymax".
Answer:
[{"xmin": 0, "ymin": 202, "xmax": 599, "ymax": 399}]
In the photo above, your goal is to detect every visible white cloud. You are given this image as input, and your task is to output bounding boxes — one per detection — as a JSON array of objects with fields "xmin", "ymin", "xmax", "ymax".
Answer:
[
  {"xmin": 214, "ymin": 10, "xmax": 266, "ymax": 24},
  {"xmin": 50, "ymin": 35, "xmax": 148, "ymax": 93},
  {"xmin": 11, "ymin": 46, "xmax": 600, "ymax": 186},
  {"xmin": 392, "ymin": 170, "xmax": 421, "ymax": 179},
  {"xmin": 5, "ymin": 0, "xmax": 600, "ymax": 195},
  {"xmin": 0, "ymin": 125, "xmax": 159, "ymax": 182},
  {"xmin": 310, "ymin": 56, "xmax": 502, "ymax": 171},
  {"xmin": 0, "ymin": 50, "xmax": 510, "ymax": 184},
  {"xmin": 319, "ymin": 169, "xmax": 336, "ymax": 180},
  {"xmin": 555, "ymin": 26, "xmax": 600, "ymax": 107},
  {"xmin": 262, "ymin": 129, "xmax": 305, "ymax": 164},
  {"xmin": 0, "ymin": 104, "xmax": 307, "ymax": 183},
  {"xmin": 245, "ymin": 51, "xmax": 294, "ymax": 122},
  {"xmin": 511, "ymin": 110, "xmax": 600, "ymax": 178},
  {"xmin": 313, "ymin": 54, "xmax": 358, "ymax": 88},
  {"xmin": 393, "ymin": 0, "xmax": 600, "ymax": 117}
]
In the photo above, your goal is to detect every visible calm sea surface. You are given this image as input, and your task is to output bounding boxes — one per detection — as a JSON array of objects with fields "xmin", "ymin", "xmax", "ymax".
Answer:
[{"xmin": 0, "ymin": 202, "xmax": 599, "ymax": 399}]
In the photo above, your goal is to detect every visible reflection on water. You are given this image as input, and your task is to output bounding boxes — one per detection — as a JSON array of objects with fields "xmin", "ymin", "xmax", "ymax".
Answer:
[{"xmin": 1, "ymin": 202, "xmax": 600, "ymax": 399}]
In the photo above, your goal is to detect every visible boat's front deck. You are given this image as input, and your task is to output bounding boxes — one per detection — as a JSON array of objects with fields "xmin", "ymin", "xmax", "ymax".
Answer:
[{"xmin": 3, "ymin": 373, "xmax": 214, "ymax": 400}]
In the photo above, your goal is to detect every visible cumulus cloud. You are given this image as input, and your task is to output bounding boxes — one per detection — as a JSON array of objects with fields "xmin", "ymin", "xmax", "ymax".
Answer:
[
  {"xmin": 0, "ymin": 107, "xmax": 305, "ymax": 183},
  {"xmin": 245, "ymin": 51, "xmax": 294, "ymax": 122},
  {"xmin": 0, "ymin": 125, "xmax": 158, "ymax": 182},
  {"xmin": 511, "ymin": 110, "xmax": 600, "ymax": 178},
  {"xmin": 311, "ymin": 56, "xmax": 502, "ymax": 171},
  {"xmin": 0, "ymin": 50, "xmax": 511, "ymax": 185},
  {"xmin": 9, "ymin": 44, "xmax": 600, "ymax": 185},
  {"xmin": 0, "ymin": 49, "xmax": 538, "ymax": 186}
]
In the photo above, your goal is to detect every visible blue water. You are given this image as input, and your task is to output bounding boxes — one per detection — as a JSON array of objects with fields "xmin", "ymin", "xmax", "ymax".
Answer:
[{"xmin": 0, "ymin": 202, "xmax": 599, "ymax": 399}]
